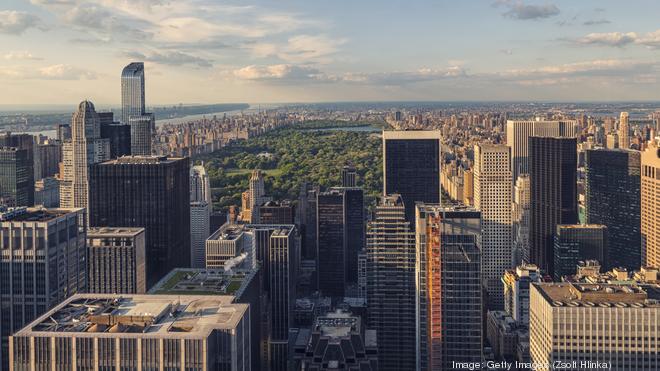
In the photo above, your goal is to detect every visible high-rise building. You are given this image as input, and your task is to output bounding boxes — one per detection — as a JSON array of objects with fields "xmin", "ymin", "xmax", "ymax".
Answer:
[
  {"xmin": 366, "ymin": 195, "xmax": 416, "ymax": 371},
  {"xmin": 99, "ymin": 112, "xmax": 131, "ymax": 158},
  {"xmin": 34, "ymin": 177, "xmax": 59, "ymax": 208},
  {"xmin": 641, "ymin": 142, "xmax": 660, "ymax": 268},
  {"xmin": 128, "ymin": 113, "xmax": 154, "ymax": 155},
  {"xmin": 415, "ymin": 204, "xmax": 482, "ymax": 370},
  {"xmin": 502, "ymin": 264, "xmax": 540, "ymax": 323},
  {"xmin": 87, "ymin": 227, "xmax": 146, "ymax": 294},
  {"xmin": 10, "ymin": 294, "xmax": 252, "ymax": 371},
  {"xmin": 298, "ymin": 183, "xmax": 319, "ymax": 260},
  {"xmin": 316, "ymin": 189, "xmax": 345, "ymax": 297},
  {"xmin": 474, "ymin": 143, "xmax": 512, "ymax": 309},
  {"xmin": 529, "ymin": 137, "xmax": 577, "ymax": 276},
  {"xmin": 121, "ymin": 62, "xmax": 146, "ymax": 125},
  {"xmin": 56, "ymin": 124, "xmax": 71, "ymax": 142},
  {"xmin": 60, "ymin": 101, "xmax": 111, "ymax": 218},
  {"xmin": 606, "ymin": 133, "xmax": 619, "ymax": 149},
  {"xmin": 585, "ymin": 149, "xmax": 641, "ymax": 270},
  {"xmin": 553, "ymin": 224, "xmax": 608, "ymax": 281},
  {"xmin": 530, "ymin": 282, "xmax": 660, "ymax": 368},
  {"xmin": 88, "ymin": 156, "xmax": 190, "ymax": 288},
  {"xmin": 506, "ymin": 119, "xmax": 577, "ymax": 183},
  {"xmin": 190, "ymin": 164, "xmax": 211, "ymax": 268},
  {"xmin": 342, "ymin": 187, "xmax": 364, "ymax": 284},
  {"xmin": 382, "ymin": 130, "xmax": 441, "ymax": 223},
  {"xmin": 0, "ymin": 147, "xmax": 33, "ymax": 207},
  {"xmin": 0, "ymin": 207, "xmax": 86, "ymax": 370},
  {"xmin": 619, "ymin": 111, "xmax": 630, "ymax": 149},
  {"xmin": 341, "ymin": 163, "xmax": 357, "ymax": 187},
  {"xmin": 512, "ymin": 174, "xmax": 531, "ymax": 264},
  {"xmin": 34, "ymin": 141, "xmax": 61, "ymax": 180},
  {"xmin": 246, "ymin": 170, "xmax": 267, "ymax": 223},
  {"xmin": 259, "ymin": 200, "xmax": 295, "ymax": 224}
]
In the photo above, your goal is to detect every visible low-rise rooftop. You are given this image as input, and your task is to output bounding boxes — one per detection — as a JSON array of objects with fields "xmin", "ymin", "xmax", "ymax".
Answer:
[
  {"xmin": 87, "ymin": 227, "xmax": 145, "ymax": 238},
  {"xmin": 535, "ymin": 282, "xmax": 660, "ymax": 308},
  {"xmin": 149, "ymin": 268, "xmax": 256, "ymax": 297},
  {"xmin": 0, "ymin": 207, "xmax": 81, "ymax": 222}
]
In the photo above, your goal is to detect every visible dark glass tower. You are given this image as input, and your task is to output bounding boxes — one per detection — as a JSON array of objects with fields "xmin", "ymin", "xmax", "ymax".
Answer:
[
  {"xmin": 317, "ymin": 189, "xmax": 345, "ymax": 297},
  {"xmin": 88, "ymin": 156, "xmax": 190, "ymax": 288},
  {"xmin": 99, "ymin": 112, "xmax": 131, "ymax": 158},
  {"xmin": 343, "ymin": 187, "xmax": 364, "ymax": 284},
  {"xmin": 553, "ymin": 224, "xmax": 608, "ymax": 280},
  {"xmin": 383, "ymin": 131, "xmax": 441, "ymax": 223},
  {"xmin": 529, "ymin": 137, "xmax": 577, "ymax": 276},
  {"xmin": 585, "ymin": 149, "xmax": 641, "ymax": 270},
  {"xmin": 0, "ymin": 147, "xmax": 34, "ymax": 206}
]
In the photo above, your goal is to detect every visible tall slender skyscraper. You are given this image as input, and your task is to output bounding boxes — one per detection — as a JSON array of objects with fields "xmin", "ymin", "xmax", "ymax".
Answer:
[
  {"xmin": 512, "ymin": 174, "xmax": 531, "ymax": 264},
  {"xmin": 382, "ymin": 130, "xmax": 441, "ymax": 223},
  {"xmin": 619, "ymin": 111, "xmax": 630, "ymax": 149},
  {"xmin": 585, "ymin": 149, "xmax": 641, "ymax": 270},
  {"xmin": 89, "ymin": 156, "xmax": 191, "ymax": 288},
  {"xmin": 190, "ymin": 164, "xmax": 211, "ymax": 268},
  {"xmin": 506, "ymin": 119, "xmax": 577, "ymax": 183},
  {"xmin": 341, "ymin": 163, "xmax": 357, "ymax": 187},
  {"xmin": 121, "ymin": 62, "xmax": 153, "ymax": 155},
  {"xmin": 415, "ymin": 204, "xmax": 482, "ymax": 370},
  {"xmin": 474, "ymin": 143, "xmax": 512, "ymax": 309},
  {"xmin": 60, "ymin": 101, "xmax": 110, "ymax": 218},
  {"xmin": 641, "ymin": 142, "xmax": 660, "ymax": 268},
  {"xmin": 121, "ymin": 62, "xmax": 146, "ymax": 125},
  {"xmin": 529, "ymin": 137, "xmax": 577, "ymax": 276},
  {"xmin": 366, "ymin": 195, "xmax": 416, "ymax": 371},
  {"xmin": 248, "ymin": 169, "xmax": 267, "ymax": 223},
  {"xmin": 316, "ymin": 189, "xmax": 346, "ymax": 297},
  {"xmin": 0, "ymin": 147, "xmax": 33, "ymax": 207}
]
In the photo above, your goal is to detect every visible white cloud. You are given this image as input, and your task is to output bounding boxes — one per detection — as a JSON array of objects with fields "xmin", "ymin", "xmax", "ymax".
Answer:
[
  {"xmin": 249, "ymin": 35, "xmax": 346, "ymax": 64},
  {"xmin": 576, "ymin": 32, "xmax": 637, "ymax": 47},
  {"xmin": 232, "ymin": 64, "xmax": 325, "ymax": 81},
  {"xmin": 0, "ymin": 10, "xmax": 46, "ymax": 34},
  {"xmin": 123, "ymin": 50, "xmax": 213, "ymax": 68},
  {"xmin": 496, "ymin": 1, "xmax": 560, "ymax": 20},
  {"xmin": 38, "ymin": 64, "xmax": 97, "ymax": 80},
  {"xmin": 4, "ymin": 51, "xmax": 43, "ymax": 61}
]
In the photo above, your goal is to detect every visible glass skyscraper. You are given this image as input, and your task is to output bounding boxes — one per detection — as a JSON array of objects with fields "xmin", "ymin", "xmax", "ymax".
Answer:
[{"xmin": 121, "ymin": 62, "xmax": 153, "ymax": 155}]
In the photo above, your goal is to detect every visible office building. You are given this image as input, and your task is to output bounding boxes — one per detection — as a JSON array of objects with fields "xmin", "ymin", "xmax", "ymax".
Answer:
[
  {"xmin": 341, "ymin": 163, "xmax": 357, "ymax": 187},
  {"xmin": 0, "ymin": 207, "xmax": 86, "ymax": 370},
  {"xmin": 205, "ymin": 224, "xmax": 252, "ymax": 269},
  {"xmin": 10, "ymin": 294, "xmax": 251, "ymax": 371},
  {"xmin": 415, "ymin": 204, "xmax": 482, "ymax": 370},
  {"xmin": 60, "ymin": 101, "xmax": 111, "ymax": 217},
  {"xmin": 619, "ymin": 111, "xmax": 630, "ymax": 149},
  {"xmin": 34, "ymin": 177, "xmax": 59, "ymax": 208},
  {"xmin": 88, "ymin": 156, "xmax": 190, "ymax": 288},
  {"xmin": 259, "ymin": 200, "xmax": 295, "ymax": 224},
  {"xmin": 502, "ymin": 264, "xmax": 540, "ymax": 324},
  {"xmin": 298, "ymin": 183, "xmax": 319, "ymax": 260},
  {"xmin": 248, "ymin": 170, "xmax": 267, "ymax": 223},
  {"xmin": 585, "ymin": 149, "xmax": 641, "ymax": 270},
  {"xmin": 474, "ymin": 143, "xmax": 512, "ymax": 309},
  {"xmin": 512, "ymin": 175, "xmax": 531, "ymax": 264},
  {"xmin": 0, "ymin": 133, "xmax": 33, "ymax": 167},
  {"xmin": 100, "ymin": 119, "xmax": 131, "ymax": 158},
  {"xmin": 0, "ymin": 148, "xmax": 33, "ymax": 207},
  {"xmin": 87, "ymin": 227, "xmax": 146, "ymax": 294},
  {"xmin": 128, "ymin": 113, "xmax": 154, "ymax": 155},
  {"xmin": 34, "ymin": 141, "xmax": 61, "ymax": 180},
  {"xmin": 642, "ymin": 142, "xmax": 660, "ymax": 268},
  {"xmin": 606, "ymin": 133, "xmax": 619, "ymax": 149},
  {"xmin": 56, "ymin": 124, "xmax": 71, "ymax": 142},
  {"xmin": 190, "ymin": 164, "xmax": 211, "ymax": 268},
  {"xmin": 366, "ymin": 195, "xmax": 416, "ymax": 370},
  {"xmin": 506, "ymin": 119, "xmax": 577, "ymax": 182},
  {"xmin": 342, "ymin": 187, "xmax": 364, "ymax": 284},
  {"xmin": 121, "ymin": 62, "xmax": 146, "ymax": 125},
  {"xmin": 291, "ymin": 310, "xmax": 378, "ymax": 370},
  {"xmin": 317, "ymin": 189, "xmax": 346, "ymax": 297},
  {"xmin": 553, "ymin": 224, "xmax": 608, "ymax": 280},
  {"xmin": 529, "ymin": 137, "xmax": 578, "ymax": 275},
  {"xmin": 382, "ymin": 130, "xmax": 441, "ymax": 223},
  {"xmin": 529, "ymin": 282, "xmax": 660, "ymax": 368}
]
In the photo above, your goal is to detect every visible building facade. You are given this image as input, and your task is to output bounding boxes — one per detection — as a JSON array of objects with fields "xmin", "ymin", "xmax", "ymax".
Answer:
[
  {"xmin": 87, "ymin": 227, "xmax": 146, "ymax": 294},
  {"xmin": 190, "ymin": 164, "xmax": 211, "ymax": 268},
  {"xmin": 502, "ymin": 264, "xmax": 540, "ymax": 324},
  {"xmin": 641, "ymin": 142, "xmax": 660, "ymax": 268},
  {"xmin": 619, "ymin": 112, "xmax": 630, "ymax": 149},
  {"xmin": 316, "ymin": 189, "xmax": 345, "ymax": 297},
  {"xmin": 512, "ymin": 174, "xmax": 531, "ymax": 265},
  {"xmin": 121, "ymin": 62, "xmax": 146, "ymax": 125},
  {"xmin": 0, "ymin": 148, "xmax": 33, "ymax": 207},
  {"xmin": 553, "ymin": 224, "xmax": 608, "ymax": 281}
]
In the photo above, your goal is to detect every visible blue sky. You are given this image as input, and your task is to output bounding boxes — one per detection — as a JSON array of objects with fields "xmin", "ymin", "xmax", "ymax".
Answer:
[{"xmin": 1, "ymin": 0, "xmax": 660, "ymax": 105}]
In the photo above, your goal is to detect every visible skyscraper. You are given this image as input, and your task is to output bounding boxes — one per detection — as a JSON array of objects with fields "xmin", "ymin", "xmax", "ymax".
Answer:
[
  {"xmin": 585, "ymin": 149, "xmax": 641, "ymax": 270},
  {"xmin": 89, "ymin": 156, "xmax": 190, "ymax": 288},
  {"xmin": 121, "ymin": 62, "xmax": 153, "ymax": 155},
  {"xmin": 190, "ymin": 164, "xmax": 211, "ymax": 268},
  {"xmin": 415, "ymin": 204, "xmax": 482, "ymax": 370},
  {"xmin": 502, "ymin": 264, "xmax": 540, "ymax": 323},
  {"xmin": 506, "ymin": 119, "xmax": 577, "ymax": 183},
  {"xmin": 366, "ymin": 195, "xmax": 416, "ymax": 371},
  {"xmin": 121, "ymin": 62, "xmax": 146, "ymax": 125},
  {"xmin": 0, "ymin": 207, "xmax": 86, "ymax": 370},
  {"xmin": 87, "ymin": 227, "xmax": 147, "ymax": 294},
  {"xmin": 641, "ymin": 142, "xmax": 660, "ymax": 268},
  {"xmin": 512, "ymin": 174, "xmax": 531, "ymax": 264},
  {"xmin": 258, "ymin": 200, "xmax": 295, "ymax": 224},
  {"xmin": 316, "ymin": 189, "xmax": 345, "ymax": 297},
  {"xmin": 382, "ymin": 130, "xmax": 441, "ymax": 223},
  {"xmin": 60, "ymin": 101, "xmax": 110, "ymax": 218},
  {"xmin": 553, "ymin": 224, "xmax": 608, "ymax": 281},
  {"xmin": 343, "ymin": 187, "xmax": 364, "ymax": 284},
  {"xmin": 99, "ymin": 112, "xmax": 131, "ymax": 158},
  {"xmin": 341, "ymin": 163, "xmax": 357, "ymax": 187},
  {"xmin": 529, "ymin": 137, "xmax": 577, "ymax": 276},
  {"xmin": 619, "ymin": 111, "xmax": 630, "ymax": 149},
  {"xmin": 248, "ymin": 169, "xmax": 267, "ymax": 223},
  {"xmin": 0, "ymin": 148, "xmax": 33, "ymax": 207},
  {"xmin": 474, "ymin": 143, "xmax": 512, "ymax": 309}
]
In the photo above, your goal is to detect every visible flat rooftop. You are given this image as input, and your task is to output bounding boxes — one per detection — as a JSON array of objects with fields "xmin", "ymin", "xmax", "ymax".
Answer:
[
  {"xmin": 315, "ymin": 310, "xmax": 360, "ymax": 338},
  {"xmin": 208, "ymin": 223, "xmax": 246, "ymax": 241},
  {"xmin": 87, "ymin": 227, "xmax": 145, "ymax": 238},
  {"xmin": 14, "ymin": 294, "xmax": 247, "ymax": 339},
  {"xmin": 149, "ymin": 268, "xmax": 256, "ymax": 297},
  {"xmin": 101, "ymin": 156, "xmax": 184, "ymax": 165},
  {"xmin": 535, "ymin": 282, "xmax": 660, "ymax": 308},
  {"xmin": 0, "ymin": 207, "xmax": 81, "ymax": 222}
]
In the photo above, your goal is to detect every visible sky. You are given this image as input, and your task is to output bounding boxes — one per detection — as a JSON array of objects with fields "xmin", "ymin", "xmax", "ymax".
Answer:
[{"xmin": 1, "ymin": 0, "xmax": 660, "ymax": 105}]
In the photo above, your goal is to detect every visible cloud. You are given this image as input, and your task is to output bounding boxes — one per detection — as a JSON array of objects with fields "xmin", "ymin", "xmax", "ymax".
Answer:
[
  {"xmin": 497, "ymin": 1, "xmax": 560, "ymax": 20},
  {"xmin": 249, "ymin": 34, "xmax": 346, "ymax": 64},
  {"xmin": 63, "ymin": 3, "xmax": 151, "ymax": 40},
  {"xmin": 4, "ymin": 51, "xmax": 43, "ymax": 61},
  {"xmin": 583, "ymin": 19, "xmax": 611, "ymax": 26},
  {"xmin": 576, "ymin": 32, "xmax": 637, "ymax": 47},
  {"xmin": 232, "ymin": 64, "xmax": 325, "ymax": 82},
  {"xmin": 123, "ymin": 50, "xmax": 213, "ymax": 68},
  {"xmin": 38, "ymin": 64, "xmax": 97, "ymax": 80},
  {"xmin": 0, "ymin": 10, "xmax": 46, "ymax": 34}
]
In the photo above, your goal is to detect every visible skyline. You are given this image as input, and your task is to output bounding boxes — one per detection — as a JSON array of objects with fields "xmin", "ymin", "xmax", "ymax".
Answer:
[{"xmin": 0, "ymin": 0, "xmax": 660, "ymax": 105}]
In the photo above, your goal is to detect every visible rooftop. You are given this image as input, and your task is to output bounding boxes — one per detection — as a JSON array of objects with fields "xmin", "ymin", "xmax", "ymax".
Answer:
[
  {"xmin": 535, "ymin": 282, "xmax": 660, "ymax": 308},
  {"xmin": 149, "ymin": 268, "xmax": 256, "ymax": 297},
  {"xmin": 15, "ymin": 294, "xmax": 247, "ymax": 338},
  {"xmin": 87, "ymin": 227, "xmax": 145, "ymax": 238},
  {"xmin": 101, "ymin": 156, "xmax": 184, "ymax": 165},
  {"xmin": 208, "ymin": 223, "xmax": 246, "ymax": 242},
  {"xmin": 314, "ymin": 310, "xmax": 361, "ymax": 338},
  {"xmin": 0, "ymin": 207, "xmax": 81, "ymax": 222}
]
